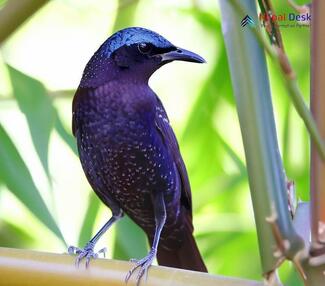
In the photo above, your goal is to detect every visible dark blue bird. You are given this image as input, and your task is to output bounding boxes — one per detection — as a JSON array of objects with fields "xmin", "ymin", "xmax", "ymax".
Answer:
[{"xmin": 69, "ymin": 27, "xmax": 207, "ymax": 284}]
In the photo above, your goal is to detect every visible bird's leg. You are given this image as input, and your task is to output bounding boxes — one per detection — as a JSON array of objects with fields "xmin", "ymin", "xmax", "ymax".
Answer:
[
  {"xmin": 68, "ymin": 208, "xmax": 123, "ymax": 268},
  {"xmin": 125, "ymin": 192, "xmax": 166, "ymax": 286}
]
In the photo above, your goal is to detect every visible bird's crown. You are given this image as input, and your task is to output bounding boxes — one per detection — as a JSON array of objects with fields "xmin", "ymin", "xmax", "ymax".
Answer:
[{"xmin": 98, "ymin": 27, "xmax": 174, "ymax": 57}]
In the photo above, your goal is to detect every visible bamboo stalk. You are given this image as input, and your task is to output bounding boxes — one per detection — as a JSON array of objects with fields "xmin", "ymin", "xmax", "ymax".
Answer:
[
  {"xmin": 219, "ymin": 0, "xmax": 304, "ymax": 277},
  {"xmin": 0, "ymin": 0, "xmax": 49, "ymax": 45},
  {"xmin": 257, "ymin": 0, "xmax": 284, "ymax": 50},
  {"xmin": 228, "ymin": 0, "xmax": 325, "ymax": 162},
  {"xmin": 310, "ymin": 0, "xmax": 325, "ymax": 247},
  {"xmin": 0, "ymin": 247, "xmax": 263, "ymax": 286}
]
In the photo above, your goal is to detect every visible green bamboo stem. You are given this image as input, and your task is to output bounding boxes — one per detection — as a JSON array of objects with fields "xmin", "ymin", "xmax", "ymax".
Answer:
[
  {"xmin": 219, "ymin": 0, "xmax": 303, "ymax": 277},
  {"xmin": 0, "ymin": 0, "xmax": 49, "ymax": 45},
  {"xmin": 228, "ymin": 0, "xmax": 325, "ymax": 162},
  {"xmin": 257, "ymin": 0, "xmax": 284, "ymax": 50},
  {"xmin": 310, "ymin": 0, "xmax": 325, "ymax": 247}
]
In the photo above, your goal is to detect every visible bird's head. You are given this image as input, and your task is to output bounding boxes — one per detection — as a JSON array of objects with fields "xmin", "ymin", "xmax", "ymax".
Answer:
[{"xmin": 80, "ymin": 27, "xmax": 205, "ymax": 87}]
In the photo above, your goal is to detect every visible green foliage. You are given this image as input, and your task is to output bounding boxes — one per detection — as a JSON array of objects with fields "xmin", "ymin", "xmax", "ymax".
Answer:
[
  {"xmin": 113, "ymin": 216, "xmax": 148, "ymax": 260},
  {"xmin": 0, "ymin": 123, "xmax": 64, "ymax": 243},
  {"xmin": 0, "ymin": 0, "xmax": 7, "ymax": 9},
  {"xmin": 54, "ymin": 110, "xmax": 78, "ymax": 156},
  {"xmin": 78, "ymin": 192, "xmax": 100, "ymax": 246},
  {"xmin": 8, "ymin": 65, "xmax": 55, "ymax": 178},
  {"xmin": 0, "ymin": 220, "xmax": 35, "ymax": 248}
]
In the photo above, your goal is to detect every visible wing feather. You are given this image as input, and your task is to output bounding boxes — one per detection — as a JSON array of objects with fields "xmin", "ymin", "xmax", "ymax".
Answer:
[{"xmin": 154, "ymin": 96, "xmax": 192, "ymax": 216}]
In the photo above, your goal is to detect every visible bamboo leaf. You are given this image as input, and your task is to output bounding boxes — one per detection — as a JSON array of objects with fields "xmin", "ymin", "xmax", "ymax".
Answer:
[
  {"xmin": 54, "ymin": 110, "xmax": 78, "ymax": 157},
  {"xmin": 0, "ymin": 123, "xmax": 65, "ymax": 243},
  {"xmin": 78, "ymin": 192, "xmax": 100, "ymax": 246},
  {"xmin": 7, "ymin": 65, "xmax": 55, "ymax": 180},
  {"xmin": 113, "ymin": 216, "xmax": 147, "ymax": 260},
  {"xmin": 0, "ymin": 220, "xmax": 35, "ymax": 248},
  {"xmin": 216, "ymin": 130, "xmax": 246, "ymax": 175}
]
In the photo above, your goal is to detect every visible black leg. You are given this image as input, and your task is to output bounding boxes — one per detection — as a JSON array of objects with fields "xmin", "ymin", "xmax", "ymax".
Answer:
[{"xmin": 125, "ymin": 192, "xmax": 166, "ymax": 286}]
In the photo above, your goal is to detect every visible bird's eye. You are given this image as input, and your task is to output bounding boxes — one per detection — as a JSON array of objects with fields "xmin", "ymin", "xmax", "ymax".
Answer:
[{"xmin": 137, "ymin": 43, "xmax": 152, "ymax": 54}]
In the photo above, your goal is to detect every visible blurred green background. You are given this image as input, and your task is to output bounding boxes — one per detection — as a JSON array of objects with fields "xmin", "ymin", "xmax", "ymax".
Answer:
[{"xmin": 0, "ymin": 0, "xmax": 310, "ymax": 284}]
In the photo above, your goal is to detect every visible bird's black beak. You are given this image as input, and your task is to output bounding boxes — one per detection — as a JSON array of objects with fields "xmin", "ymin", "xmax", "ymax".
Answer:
[{"xmin": 159, "ymin": 47, "xmax": 206, "ymax": 64}]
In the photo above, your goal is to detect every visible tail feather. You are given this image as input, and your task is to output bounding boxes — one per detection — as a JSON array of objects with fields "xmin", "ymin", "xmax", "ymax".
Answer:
[
  {"xmin": 146, "ymin": 204, "xmax": 207, "ymax": 272},
  {"xmin": 155, "ymin": 220, "xmax": 207, "ymax": 272},
  {"xmin": 156, "ymin": 234, "xmax": 207, "ymax": 272}
]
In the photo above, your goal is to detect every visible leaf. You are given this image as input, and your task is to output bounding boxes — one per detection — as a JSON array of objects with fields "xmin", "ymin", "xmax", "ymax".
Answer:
[
  {"xmin": 0, "ymin": 220, "xmax": 35, "ymax": 248},
  {"xmin": 204, "ymin": 231, "xmax": 260, "ymax": 279},
  {"xmin": 180, "ymin": 45, "xmax": 234, "ymax": 191},
  {"xmin": 216, "ymin": 130, "xmax": 246, "ymax": 175},
  {"xmin": 113, "ymin": 215, "xmax": 147, "ymax": 260},
  {"xmin": 181, "ymin": 45, "xmax": 232, "ymax": 143},
  {"xmin": 7, "ymin": 65, "xmax": 55, "ymax": 179},
  {"xmin": 194, "ymin": 173, "xmax": 246, "ymax": 211},
  {"xmin": 54, "ymin": 110, "xmax": 78, "ymax": 157},
  {"xmin": 78, "ymin": 192, "xmax": 100, "ymax": 246},
  {"xmin": 0, "ymin": 123, "xmax": 65, "ymax": 244}
]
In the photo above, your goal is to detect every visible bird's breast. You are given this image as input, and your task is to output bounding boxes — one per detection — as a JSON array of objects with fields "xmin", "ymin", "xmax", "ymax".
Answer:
[
  {"xmin": 75, "ymin": 82, "xmax": 156, "ymax": 143},
  {"xmin": 74, "ymin": 83, "xmax": 181, "ymax": 229}
]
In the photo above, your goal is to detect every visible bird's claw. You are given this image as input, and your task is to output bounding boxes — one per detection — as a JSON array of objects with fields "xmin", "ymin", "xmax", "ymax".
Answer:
[
  {"xmin": 68, "ymin": 243, "xmax": 107, "ymax": 268},
  {"xmin": 125, "ymin": 250, "xmax": 155, "ymax": 286}
]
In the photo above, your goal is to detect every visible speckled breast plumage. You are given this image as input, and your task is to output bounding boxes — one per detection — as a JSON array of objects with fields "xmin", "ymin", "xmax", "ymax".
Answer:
[{"xmin": 73, "ymin": 81, "xmax": 182, "ymax": 239}]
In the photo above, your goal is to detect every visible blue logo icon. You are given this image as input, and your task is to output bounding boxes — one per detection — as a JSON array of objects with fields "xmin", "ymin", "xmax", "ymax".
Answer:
[{"xmin": 241, "ymin": 15, "xmax": 255, "ymax": 27}]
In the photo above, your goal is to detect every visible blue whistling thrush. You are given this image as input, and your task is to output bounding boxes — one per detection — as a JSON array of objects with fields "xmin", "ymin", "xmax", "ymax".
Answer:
[{"xmin": 69, "ymin": 27, "xmax": 207, "ymax": 284}]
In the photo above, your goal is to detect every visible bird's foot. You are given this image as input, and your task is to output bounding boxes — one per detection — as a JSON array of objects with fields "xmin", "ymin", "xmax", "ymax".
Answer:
[
  {"xmin": 125, "ymin": 249, "xmax": 156, "ymax": 286},
  {"xmin": 68, "ymin": 242, "xmax": 107, "ymax": 268}
]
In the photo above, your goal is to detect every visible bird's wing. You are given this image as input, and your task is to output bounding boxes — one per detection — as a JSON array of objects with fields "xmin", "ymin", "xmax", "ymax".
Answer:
[{"xmin": 154, "ymin": 95, "xmax": 192, "ymax": 216}]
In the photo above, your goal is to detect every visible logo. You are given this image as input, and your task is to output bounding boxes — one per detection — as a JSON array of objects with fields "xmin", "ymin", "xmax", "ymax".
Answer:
[
  {"xmin": 259, "ymin": 12, "xmax": 311, "ymax": 23},
  {"xmin": 259, "ymin": 12, "xmax": 311, "ymax": 28},
  {"xmin": 241, "ymin": 15, "xmax": 255, "ymax": 27},
  {"xmin": 240, "ymin": 12, "xmax": 310, "ymax": 29}
]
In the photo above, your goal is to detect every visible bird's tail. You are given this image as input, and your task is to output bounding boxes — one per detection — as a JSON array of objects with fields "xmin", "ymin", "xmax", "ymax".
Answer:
[{"xmin": 155, "ymin": 221, "xmax": 207, "ymax": 272}]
